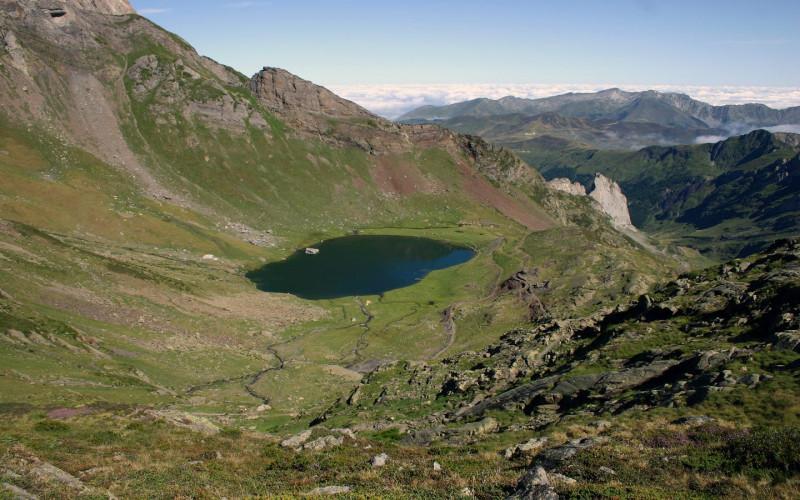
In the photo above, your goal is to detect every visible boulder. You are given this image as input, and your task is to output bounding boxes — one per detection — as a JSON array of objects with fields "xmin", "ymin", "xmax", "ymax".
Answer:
[
  {"xmin": 774, "ymin": 330, "xmax": 800, "ymax": 351},
  {"xmin": 2, "ymin": 483, "xmax": 38, "ymax": 500},
  {"xmin": 533, "ymin": 437, "xmax": 609, "ymax": 470},
  {"xmin": 371, "ymin": 453, "xmax": 389, "ymax": 467},
  {"xmin": 281, "ymin": 429, "xmax": 313, "ymax": 449},
  {"xmin": 597, "ymin": 466, "xmax": 616, "ymax": 475},
  {"xmin": 146, "ymin": 410, "xmax": 219, "ymax": 436},
  {"xmin": 457, "ymin": 417, "xmax": 499, "ymax": 437},
  {"xmin": 398, "ymin": 425, "xmax": 445, "ymax": 446},
  {"xmin": 503, "ymin": 437, "xmax": 549, "ymax": 460},
  {"xmin": 31, "ymin": 463, "xmax": 86, "ymax": 491},
  {"xmin": 505, "ymin": 466, "xmax": 558, "ymax": 500},
  {"xmin": 673, "ymin": 415, "xmax": 715, "ymax": 426},
  {"xmin": 550, "ymin": 473, "xmax": 577, "ymax": 485},
  {"xmin": 301, "ymin": 435, "xmax": 344, "ymax": 451}
]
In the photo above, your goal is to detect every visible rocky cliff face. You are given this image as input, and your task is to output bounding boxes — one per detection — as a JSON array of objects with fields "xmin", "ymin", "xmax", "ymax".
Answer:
[
  {"xmin": 7, "ymin": 0, "xmax": 134, "ymax": 15},
  {"xmin": 248, "ymin": 67, "xmax": 376, "ymax": 121},
  {"xmin": 0, "ymin": 0, "xmax": 638, "ymax": 240},
  {"xmin": 589, "ymin": 174, "xmax": 635, "ymax": 231},
  {"xmin": 0, "ymin": 1, "xmax": 251, "ymax": 208},
  {"xmin": 69, "ymin": 0, "xmax": 135, "ymax": 15},
  {"xmin": 244, "ymin": 66, "xmax": 555, "ymax": 231}
]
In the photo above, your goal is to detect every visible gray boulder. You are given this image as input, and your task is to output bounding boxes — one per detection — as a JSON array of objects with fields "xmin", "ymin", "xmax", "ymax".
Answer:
[
  {"xmin": 505, "ymin": 466, "xmax": 558, "ymax": 500},
  {"xmin": 371, "ymin": 453, "xmax": 389, "ymax": 467}
]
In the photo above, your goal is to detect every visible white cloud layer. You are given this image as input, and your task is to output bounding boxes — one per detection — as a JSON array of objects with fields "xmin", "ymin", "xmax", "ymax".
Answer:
[
  {"xmin": 327, "ymin": 83, "xmax": 800, "ymax": 120},
  {"xmin": 137, "ymin": 8, "xmax": 171, "ymax": 14},
  {"xmin": 694, "ymin": 135, "xmax": 730, "ymax": 144},
  {"xmin": 765, "ymin": 124, "xmax": 800, "ymax": 134}
]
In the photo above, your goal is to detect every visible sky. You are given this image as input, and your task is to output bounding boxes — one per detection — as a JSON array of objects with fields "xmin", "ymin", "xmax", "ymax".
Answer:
[{"xmin": 130, "ymin": 0, "xmax": 800, "ymax": 118}]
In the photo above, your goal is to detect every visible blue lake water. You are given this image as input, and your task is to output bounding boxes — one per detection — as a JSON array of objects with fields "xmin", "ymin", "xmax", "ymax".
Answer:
[{"xmin": 246, "ymin": 235, "xmax": 474, "ymax": 300}]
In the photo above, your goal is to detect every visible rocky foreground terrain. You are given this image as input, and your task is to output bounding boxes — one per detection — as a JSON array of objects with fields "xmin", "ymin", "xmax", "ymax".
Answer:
[{"xmin": 1, "ymin": 239, "xmax": 798, "ymax": 498}]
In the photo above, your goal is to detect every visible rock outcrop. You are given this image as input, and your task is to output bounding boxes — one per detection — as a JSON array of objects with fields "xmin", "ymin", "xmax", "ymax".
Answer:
[
  {"xmin": 10, "ymin": 0, "xmax": 135, "ymax": 16},
  {"xmin": 321, "ymin": 238, "xmax": 800, "ymax": 456},
  {"xmin": 245, "ymin": 66, "xmax": 551, "ymax": 230},
  {"xmin": 69, "ymin": 0, "xmax": 135, "ymax": 15},
  {"xmin": 588, "ymin": 173, "xmax": 635, "ymax": 231},
  {"xmin": 505, "ymin": 466, "xmax": 559, "ymax": 500},
  {"xmin": 248, "ymin": 67, "xmax": 376, "ymax": 121},
  {"xmin": 547, "ymin": 174, "xmax": 636, "ymax": 232},
  {"xmin": 547, "ymin": 178, "xmax": 586, "ymax": 197},
  {"xmin": 500, "ymin": 269, "xmax": 550, "ymax": 321}
]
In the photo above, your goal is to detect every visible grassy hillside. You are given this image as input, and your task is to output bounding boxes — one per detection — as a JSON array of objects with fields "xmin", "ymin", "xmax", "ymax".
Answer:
[{"xmin": 0, "ymin": 5, "xmax": 677, "ymax": 431}]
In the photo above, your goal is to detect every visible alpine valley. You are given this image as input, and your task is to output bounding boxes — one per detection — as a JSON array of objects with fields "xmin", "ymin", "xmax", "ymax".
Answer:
[{"xmin": 0, "ymin": 1, "xmax": 798, "ymax": 499}]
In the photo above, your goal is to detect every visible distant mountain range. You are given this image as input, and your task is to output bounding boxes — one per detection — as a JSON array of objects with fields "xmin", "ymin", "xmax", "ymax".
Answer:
[{"xmin": 398, "ymin": 88, "xmax": 800, "ymax": 150}]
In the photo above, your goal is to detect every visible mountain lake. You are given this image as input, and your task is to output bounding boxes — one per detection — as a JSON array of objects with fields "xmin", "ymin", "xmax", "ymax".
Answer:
[{"xmin": 246, "ymin": 235, "xmax": 475, "ymax": 299}]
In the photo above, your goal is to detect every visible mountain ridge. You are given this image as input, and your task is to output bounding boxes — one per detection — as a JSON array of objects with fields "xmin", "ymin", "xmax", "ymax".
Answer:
[
  {"xmin": 10, "ymin": 0, "xmax": 135, "ymax": 16},
  {"xmin": 398, "ymin": 88, "xmax": 800, "ymax": 150},
  {"xmin": 399, "ymin": 87, "xmax": 800, "ymax": 126}
]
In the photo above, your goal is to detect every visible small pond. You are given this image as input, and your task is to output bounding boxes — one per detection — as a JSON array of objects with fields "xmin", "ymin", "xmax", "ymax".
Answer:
[{"xmin": 246, "ymin": 235, "xmax": 474, "ymax": 300}]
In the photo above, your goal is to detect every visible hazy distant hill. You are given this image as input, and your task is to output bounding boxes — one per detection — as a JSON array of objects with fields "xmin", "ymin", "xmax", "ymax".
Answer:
[
  {"xmin": 433, "ymin": 111, "xmax": 716, "ymax": 150},
  {"xmin": 399, "ymin": 88, "xmax": 800, "ymax": 149}
]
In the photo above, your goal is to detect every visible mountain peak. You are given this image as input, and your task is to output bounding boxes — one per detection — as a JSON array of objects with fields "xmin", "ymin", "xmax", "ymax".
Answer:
[
  {"xmin": 72, "ymin": 0, "xmax": 135, "ymax": 15},
  {"xmin": 11, "ymin": 0, "xmax": 135, "ymax": 15},
  {"xmin": 248, "ymin": 67, "xmax": 376, "ymax": 121}
]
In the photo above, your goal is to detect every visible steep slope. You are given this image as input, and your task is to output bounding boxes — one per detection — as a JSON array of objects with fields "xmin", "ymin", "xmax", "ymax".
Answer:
[
  {"xmin": 0, "ymin": 0, "xmax": 555, "ymax": 239},
  {"xmin": 323, "ymin": 237, "xmax": 800, "ymax": 426}
]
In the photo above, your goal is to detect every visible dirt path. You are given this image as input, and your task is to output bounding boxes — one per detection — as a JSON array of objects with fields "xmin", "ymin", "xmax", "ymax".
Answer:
[
  {"xmin": 184, "ymin": 301, "xmax": 370, "ymax": 404},
  {"xmin": 429, "ymin": 236, "xmax": 531, "ymax": 359},
  {"xmin": 351, "ymin": 296, "xmax": 374, "ymax": 359}
]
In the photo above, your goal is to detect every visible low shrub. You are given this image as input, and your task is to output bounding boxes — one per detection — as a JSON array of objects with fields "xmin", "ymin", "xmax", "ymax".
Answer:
[
  {"xmin": 33, "ymin": 419, "xmax": 68, "ymax": 432},
  {"xmin": 724, "ymin": 426, "xmax": 800, "ymax": 481}
]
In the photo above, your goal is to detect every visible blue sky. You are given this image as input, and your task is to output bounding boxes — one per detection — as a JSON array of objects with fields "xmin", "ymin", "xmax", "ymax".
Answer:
[{"xmin": 130, "ymin": 0, "xmax": 800, "ymax": 117}]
